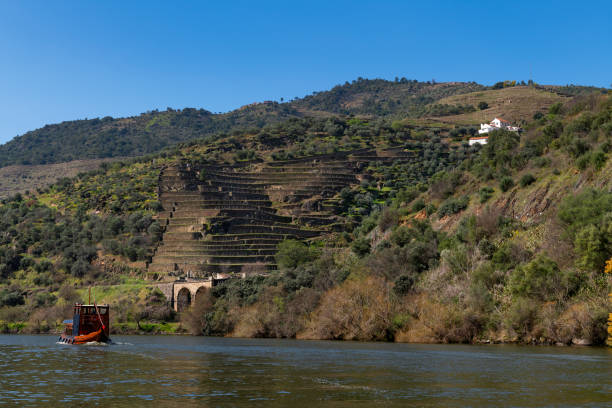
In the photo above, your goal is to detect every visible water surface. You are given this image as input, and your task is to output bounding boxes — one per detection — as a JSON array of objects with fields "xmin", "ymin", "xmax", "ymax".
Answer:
[{"xmin": 0, "ymin": 335, "xmax": 610, "ymax": 407}]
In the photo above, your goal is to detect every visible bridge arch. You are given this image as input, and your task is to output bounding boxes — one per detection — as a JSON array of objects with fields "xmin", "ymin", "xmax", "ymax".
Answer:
[
  {"xmin": 171, "ymin": 279, "xmax": 214, "ymax": 311},
  {"xmin": 176, "ymin": 287, "xmax": 191, "ymax": 312},
  {"xmin": 195, "ymin": 286, "xmax": 209, "ymax": 301}
]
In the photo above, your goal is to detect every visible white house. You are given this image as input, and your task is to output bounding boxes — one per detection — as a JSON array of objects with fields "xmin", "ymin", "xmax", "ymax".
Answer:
[
  {"xmin": 478, "ymin": 117, "xmax": 521, "ymax": 135},
  {"xmin": 469, "ymin": 117, "xmax": 521, "ymax": 145},
  {"xmin": 469, "ymin": 136, "xmax": 489, "ymax": 146}
]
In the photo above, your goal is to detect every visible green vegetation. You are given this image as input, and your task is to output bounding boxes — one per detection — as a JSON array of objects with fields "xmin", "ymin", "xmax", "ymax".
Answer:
[
  {"xmin": 0, "ymin": 80, "xmax": 610, "ymax": 345},
  {"xmin": 0, "ymin": 79, "xmax": 486, "ymax": 168}
]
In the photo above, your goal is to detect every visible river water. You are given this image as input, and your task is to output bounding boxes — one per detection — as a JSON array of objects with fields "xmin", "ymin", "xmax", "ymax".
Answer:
[{"xmin": 0, "ymin": 335, "xmax": 610, "ymax": 407}]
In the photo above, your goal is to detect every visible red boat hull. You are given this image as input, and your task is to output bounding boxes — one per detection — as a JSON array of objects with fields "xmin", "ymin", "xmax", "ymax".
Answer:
[{"xmin": 59, "ymin": 329, "xmax": 108, "ymax": 345}]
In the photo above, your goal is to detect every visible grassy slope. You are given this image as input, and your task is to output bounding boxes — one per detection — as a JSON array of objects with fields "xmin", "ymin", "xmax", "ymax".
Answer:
[
  {"xmin": 426, "ymin": 86, "xmax": 567, "ymax": 126},
  {"xmin": 0, "ymin": 157, "xmax": 125, "ymax": 199}
]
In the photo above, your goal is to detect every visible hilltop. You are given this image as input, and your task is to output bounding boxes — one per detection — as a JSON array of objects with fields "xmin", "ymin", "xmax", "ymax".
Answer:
[
  {"xmin": 0, "ymin": 79, "xmax": 604, "ymax": 199},
  {"xmin": 0, "ymin": 79, "xmax": 484, "ymax": 169},
  {"xmin": 425, "ymin": 86, "xmax": 567, "ymax": 126}
]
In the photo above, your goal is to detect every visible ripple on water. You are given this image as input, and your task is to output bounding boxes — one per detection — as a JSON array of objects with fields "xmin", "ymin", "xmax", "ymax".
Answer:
[{"xmin": 0, "ymin": 335, "xmax": 610, "ymax": 407}]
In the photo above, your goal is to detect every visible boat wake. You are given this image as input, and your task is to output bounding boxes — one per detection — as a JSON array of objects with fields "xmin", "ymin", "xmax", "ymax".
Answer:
[{"xmin": 83, "ymin": 341, "xmax": 109, "ymax": 346}]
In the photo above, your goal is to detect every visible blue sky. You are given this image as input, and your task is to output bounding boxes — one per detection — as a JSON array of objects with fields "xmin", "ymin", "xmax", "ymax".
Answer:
[{"xmin": 0, "ymin": 0, "xmax": 610, "ymax": 144}]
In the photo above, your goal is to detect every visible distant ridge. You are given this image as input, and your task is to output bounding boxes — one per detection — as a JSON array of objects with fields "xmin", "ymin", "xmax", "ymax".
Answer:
[
  {"xmin": 0, "ymin": 79, "xmax": 484, "ymax": 167},
  {"xmin": 0, "ymin": 79, "xmax": 604, "ymax": 169}
]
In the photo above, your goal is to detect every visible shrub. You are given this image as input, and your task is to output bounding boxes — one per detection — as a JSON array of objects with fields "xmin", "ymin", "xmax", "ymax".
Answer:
[
  {"xmin": 478, "ymin": 187, "xmax": 494, "ymax": 203},
  {"xmin": 558, "ymin": 189, "xmax": 612, "ymax": 240},
  {"xmin": 533, "ymin": 157, "xmax": 551, "ymax": 168},
  {"xmin": 478, "ymin": 101, "xmax": 489, "ymax": 110},
  {"xmin": 499, "ymin": 177, "xmax": 514, "ymax": 192},
  {"xmin": 549, "ymin": 102, "xmax": 563, "ymax": 115},
  {"xmin": 437, "ymin": 196, "xmax": 469, "ymax": 217},
  {"xmin": 70, "ymin": 259, "xmax": 90, "ymax": 277},
  {"xmin": 574, "ymin": 224, "xmax": 611, "ymax": 271},
  {"xmin": 393, "ymin": 274, "xmax": 416, "ymax": 296},
  {"xmin": 411, "ymin": 198, "xmax": 425, "ymax": 213},
  {"xmin": 505, "ymin": 297, "xmax": 538, "ymax": 337},
  {"xmin": 0, "ymin": 290, "xmax": 24, "ymax": 307},
  {"xmin": 351, "ymin": 237, "xmax": 371, "ymax": 257},
  {"xmin": 276, "ymin": 240, "xmax": 319, "ymax": 269},
  {"xmin": 303, "ymin": 276, "xmax": 393, "ymax": 341},
  {"xmin": 378, "ymin": 207, "xmax": 399, "ymax": 231},
  {"xmin": 519, "ymin": 173, "xmax": 536, "ymax": 187},
  {"xmin": 508, "ymin": 255, "xmax": 565, "ymax": 301}
]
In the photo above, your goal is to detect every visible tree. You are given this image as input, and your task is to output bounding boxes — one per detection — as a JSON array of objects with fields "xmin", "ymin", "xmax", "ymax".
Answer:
[
  {"xmin": 574, "ymin": 224, "xmax": 610, "ymax": 271},
  {"xmin": 276, "ymin": 240, "xmax": 319, "ymax": 269},
  {"xmin": 509, "ymin": 255, "xmax": 564, "ymax": 301},
  {"xmin": 478, "ymin": 101, "xmax": 489, "ymax": 110},
  {"xmin": 351, "ymin": 237, "xmax": 371, "ymax": 257}
]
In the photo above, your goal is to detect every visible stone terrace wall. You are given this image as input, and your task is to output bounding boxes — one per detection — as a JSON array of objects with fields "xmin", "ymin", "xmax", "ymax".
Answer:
[{"xmin": 148, "ymin": 148, "xmax": 417, "ymax": 280}]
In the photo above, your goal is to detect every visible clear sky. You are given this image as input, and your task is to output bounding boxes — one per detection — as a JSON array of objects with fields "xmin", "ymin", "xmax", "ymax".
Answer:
[{"xmin": 0, "ymin": 0, "xmax": 610, "ymax": 144}]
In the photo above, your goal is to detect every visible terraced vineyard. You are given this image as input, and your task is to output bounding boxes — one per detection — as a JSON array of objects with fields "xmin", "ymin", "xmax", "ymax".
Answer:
[{"xmin": 148, "ymin": 149, "xmax": 417, "ymax": 278}]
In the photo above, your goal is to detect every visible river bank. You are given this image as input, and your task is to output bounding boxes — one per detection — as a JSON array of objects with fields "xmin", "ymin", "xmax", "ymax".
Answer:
[{"xmin": 2, "ymin": 319, "xmax": 608, "ymax": 347}]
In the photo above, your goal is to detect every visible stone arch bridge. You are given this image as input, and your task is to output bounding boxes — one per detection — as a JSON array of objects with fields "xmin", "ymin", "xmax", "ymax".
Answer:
[{"xmin": 157, "ymin": 278, "xmax": 222, "ymax": 312}]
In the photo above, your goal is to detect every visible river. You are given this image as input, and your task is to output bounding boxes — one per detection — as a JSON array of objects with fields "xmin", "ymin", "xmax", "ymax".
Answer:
[{"xmin": 0, "ymin": 335, "xmax": 610, "ymax": 407}]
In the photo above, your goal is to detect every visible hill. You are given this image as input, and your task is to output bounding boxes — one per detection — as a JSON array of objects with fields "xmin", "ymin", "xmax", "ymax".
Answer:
[
  {"xmin": 425, "ymin": 86, "xmax": 568, "ymax": 126},
  {"xmin": 0, "ymin": 158, "xmax": 122, "ymax": 199},
  {"xmin": 0, "ymin": 84, "xmax": 609, "ymax": 346},
  {"xmin": 290, "ymin": 78, "xmax": 484, "ymax": 116},
  {"xmin": 0, "ymin": 79, "xmax": 484, "ymax": 169}
]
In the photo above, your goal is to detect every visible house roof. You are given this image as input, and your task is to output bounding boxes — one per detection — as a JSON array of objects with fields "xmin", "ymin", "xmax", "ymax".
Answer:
[
  {"xmin": 494, "ymin": 117, "xmax": 511, "ymax": 123},
  {"xmin": 470, "ymin": 136, "xmax": 489, "ymax": 140}
]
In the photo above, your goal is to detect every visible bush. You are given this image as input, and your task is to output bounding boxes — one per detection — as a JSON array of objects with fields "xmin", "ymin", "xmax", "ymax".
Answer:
[
  {"xmin": 558, "ymin": 189, "xmax": 612, "ymax": 240},
  {"xmin": 393, "ymin": 274, "xmax": 416, "ymax": 296},
  {"xmin": 505, "ymin": 297, "xmax": 538, "ymax": 337},
  {"xmin": 351, "ymin": 237, "xmax": 371, "ymax": 257},
  {"xmin": 574, "ymin": 224, "xmax": 611, "ymax": 271},
  {"xmin": 499, "ymin": 177, "xmax": 514, "ymax": 192},
  {"xmin": 276, "ymin": 240, "xmax": 319, "ymax": 269},
  {"xmin": 549, "ymin": 102, "xmax": 563, "ymax": 115},
  {"xmin": 478, "ymin": 187, "xmax": 494, "ymax": 203},
  {"xmin": 378, "ymin": 207, "xmax": 399, "ymax": 231},
  {"xmin": 437, "ymin": 196, "xmax": 469, "ymax": 217},
  {"xmin": 411, "ymin": 198, "xmax": 425, "ymax": 213},
  {"xmin": 478, "ymin": 101, "xmax": 489, "ymax": 110},
  {"xmin": 0, "ymin": 290, "xmax": 24, "ymax": 307},
  {"xmin": 533, "ymin": 157, "xmax": 550, "ymax": 168},
  {"xmin": 508, "ymin": 255, "xmax": 565, "ymax": 301},
  {"xmin": 70, "ymin": 259, "xmax": 90, "ymax": 277},
  {"xmin": 519, "ymin": 174, "xmax": 536, "ymax": 187}
]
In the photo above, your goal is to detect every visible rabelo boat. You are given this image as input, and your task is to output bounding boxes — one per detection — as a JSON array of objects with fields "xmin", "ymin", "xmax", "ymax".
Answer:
[{"xmin": 59, "ymin": 300, "xmax": 110, "ymax": 345}]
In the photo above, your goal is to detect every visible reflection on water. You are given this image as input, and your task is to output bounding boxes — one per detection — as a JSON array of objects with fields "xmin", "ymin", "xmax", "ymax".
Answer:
[{"xmin": 0, "ymin": 335, "xmax": 610, "ymax": 407}]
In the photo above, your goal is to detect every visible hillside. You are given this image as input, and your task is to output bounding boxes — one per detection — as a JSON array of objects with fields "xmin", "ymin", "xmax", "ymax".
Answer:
[
  {"xmin": 426, "ymin": 86, "xmax": 567, "ymax": 126},
  {"xmin": 290, "ymin": 78, "xmax": 484, "ymax": 116},
  {"xmin": 0, "ymin": 158, "xmax": 123, "ymax": 199},
  {"xmin": 0, "ymin": 79, "xmax": 484, "ymax": 169},
  {"xmin": 0, "ymin": 103, "xmax": 300, "ymax": 167},
  {"xmin": 0, "ymin": 85, "xmax": 609, "ymax": 346}
]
